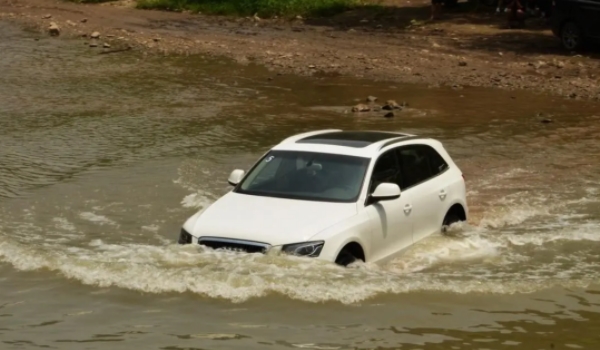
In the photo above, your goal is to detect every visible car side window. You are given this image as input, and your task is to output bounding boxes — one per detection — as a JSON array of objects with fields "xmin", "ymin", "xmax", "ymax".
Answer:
[
  {"xmin": 426, "ymin": 147, "xmax": 449, "ymax": 175},
  {"xmin": 396, "ymin": 145, "xmax": 446, "ymax": 189},
  {"xmin": 369, "ymin": 150, "xmax": 402, "ymax": 193}
]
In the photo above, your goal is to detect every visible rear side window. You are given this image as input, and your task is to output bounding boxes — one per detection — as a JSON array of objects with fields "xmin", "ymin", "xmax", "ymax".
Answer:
[
  {"xmin": 427, "ymin": 147, "xmax": 449, "ymax": 175},
  {"xmin": 396, "ymin": 145, "xmax": 448, "ymax": 189}
]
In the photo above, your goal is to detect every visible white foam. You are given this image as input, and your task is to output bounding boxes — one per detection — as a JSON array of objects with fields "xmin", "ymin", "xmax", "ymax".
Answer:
[
  {"xmin": 79, "ymin": 212, "xmax": 118, "ymax": 227},
  {"xmin": 1, "ymin": 234, "xmax": 598, "ymax": 304},
  {"xmin": 504, "ymin": 223, "xmax": 600, "ymax": 246},
  {"xmin": 53, "ymin": 217, "xmax": 76, "ymax": 232},
  {"xmin": 181, "ymin": 193, "xmax": 213, "ymax": 209},
  {"xmin": 141, "ymin": 224, "xmax": 160, "ymax": 233},
  {"xmin": 475, "ymin": 190, "xmax": 560, "ymax": 229}
]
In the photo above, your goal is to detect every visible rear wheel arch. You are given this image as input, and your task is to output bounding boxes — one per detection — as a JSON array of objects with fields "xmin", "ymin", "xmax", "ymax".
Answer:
[{"xmin": 442, "ymin": 203, "xmax": 467, "ymax": 230}]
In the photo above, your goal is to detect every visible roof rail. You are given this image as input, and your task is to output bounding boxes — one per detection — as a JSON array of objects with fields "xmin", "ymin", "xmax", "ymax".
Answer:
[
  {"xmin": 279, "ymin": 129, "xmax": 342, "ymax": 144},
  {"xmin": 377, "ymin": 135, "xmax": 423, "ymax": 150}
]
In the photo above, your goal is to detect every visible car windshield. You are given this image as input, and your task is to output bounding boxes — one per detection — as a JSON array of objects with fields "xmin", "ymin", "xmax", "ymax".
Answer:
[{"xmin": 235, "ymin": 150, "xmax": 370, "ymax": 202}]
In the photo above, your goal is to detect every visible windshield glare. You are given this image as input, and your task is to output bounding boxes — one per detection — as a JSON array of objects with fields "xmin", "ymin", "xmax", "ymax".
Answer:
[{"xmin": 236, "ymin": 150, "xmax": 370, "ymax": 202}]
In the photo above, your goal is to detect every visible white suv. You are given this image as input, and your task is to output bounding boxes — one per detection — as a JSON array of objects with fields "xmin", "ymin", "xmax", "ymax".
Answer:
[{"xmin": 178, "ymin": 130, "xmax": 468, "ymax": 266}]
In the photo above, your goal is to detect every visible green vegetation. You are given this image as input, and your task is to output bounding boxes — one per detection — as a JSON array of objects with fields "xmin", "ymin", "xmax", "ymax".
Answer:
[
  {"xmin": 65, "ymin": 0, "xmax": 115, "ymax": 3},
  {"xmin": 136, "ymin": 0, "xmax": 363, "ymax": 17}
]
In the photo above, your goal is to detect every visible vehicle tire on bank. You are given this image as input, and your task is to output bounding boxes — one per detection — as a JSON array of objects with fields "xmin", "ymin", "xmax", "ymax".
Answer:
[{"xmin": 560, "ymin": 21, "xmax": 583, "ymax": 51}]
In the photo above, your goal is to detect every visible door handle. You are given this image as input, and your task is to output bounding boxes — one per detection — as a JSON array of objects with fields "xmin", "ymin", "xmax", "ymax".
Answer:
[
  {"xmin": 404, "ymin": 204, "xmax": 412, "ymax": 214},
  {"xmin": 439, "ymin": 189, "xmax": 447, "ymax": 200}
]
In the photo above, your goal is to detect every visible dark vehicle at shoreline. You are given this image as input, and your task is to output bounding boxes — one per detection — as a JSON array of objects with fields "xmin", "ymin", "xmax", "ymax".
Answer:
[{"xmin": 551, "ymin": 0, "xmax": 600, "ymax": 50}]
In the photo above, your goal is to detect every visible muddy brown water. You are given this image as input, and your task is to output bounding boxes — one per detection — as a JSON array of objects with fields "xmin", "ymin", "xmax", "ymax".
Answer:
[{"xmin": 2, "ymin": 20, "xmax": 600, "ymax": 350}]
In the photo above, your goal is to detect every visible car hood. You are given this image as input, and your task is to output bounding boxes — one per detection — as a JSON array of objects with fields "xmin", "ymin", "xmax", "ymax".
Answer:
[{"xmin": 188, "ymin": 192, "xmax": 358, "ymax": 246}]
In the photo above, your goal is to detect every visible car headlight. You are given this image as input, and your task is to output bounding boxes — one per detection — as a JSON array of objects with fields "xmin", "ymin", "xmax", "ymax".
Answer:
[{"xmin": 281, "ymin": 241, "xmax": 324, "ymax": 257}]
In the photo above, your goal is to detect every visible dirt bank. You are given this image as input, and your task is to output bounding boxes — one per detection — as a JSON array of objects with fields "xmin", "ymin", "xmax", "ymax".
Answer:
[{"xmin": 1, "ymin": 0, "xmax": 599, "ymax": 100}]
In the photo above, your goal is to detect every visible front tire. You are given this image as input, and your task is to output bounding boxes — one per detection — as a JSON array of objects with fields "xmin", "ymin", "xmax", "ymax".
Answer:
[
  {"xmin": 335, "ymin": 249, "xmax": 358, "ymax": 266},
  {"xmin": 561, "ymin": 21, "xmax": 583, "ymax": 51}
]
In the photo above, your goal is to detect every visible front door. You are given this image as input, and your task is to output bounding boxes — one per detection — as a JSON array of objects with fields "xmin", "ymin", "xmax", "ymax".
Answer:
[{"xmin": 364, "ymin": 149, "xmax": 414, "ymax": 263}]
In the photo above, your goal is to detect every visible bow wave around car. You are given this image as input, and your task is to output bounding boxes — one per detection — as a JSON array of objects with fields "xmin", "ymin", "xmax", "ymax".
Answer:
[{"xmin": 178, "ymin": 130, "xmax": 468, "ymax": 266}]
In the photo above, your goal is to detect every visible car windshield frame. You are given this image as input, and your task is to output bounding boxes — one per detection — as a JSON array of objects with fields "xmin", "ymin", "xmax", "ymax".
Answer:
[{"xmin": 233, "ymin": 150, "xmax": 371, "ymax": 203}]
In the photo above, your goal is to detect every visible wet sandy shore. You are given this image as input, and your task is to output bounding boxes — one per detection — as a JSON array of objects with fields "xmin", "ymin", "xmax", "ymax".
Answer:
[{"xmin": 1, "ymin": 0, "xmax": 599, "ymax": 101}]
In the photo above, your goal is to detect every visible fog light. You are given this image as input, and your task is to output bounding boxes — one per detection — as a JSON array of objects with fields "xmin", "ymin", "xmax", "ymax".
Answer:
[{"xmin": 178, "ymin": 228, "xmax": 192, "ymax": 244}]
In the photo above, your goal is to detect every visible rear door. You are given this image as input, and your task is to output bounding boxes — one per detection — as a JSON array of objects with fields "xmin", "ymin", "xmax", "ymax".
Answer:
[{"xmin": 396, "ymin": 145, "xmax": 451, "ymax": 243}]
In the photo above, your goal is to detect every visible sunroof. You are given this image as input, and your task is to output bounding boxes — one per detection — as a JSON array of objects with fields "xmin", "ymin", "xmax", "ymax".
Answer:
[{"xmin": 296, "ymin": 131, "xmax": 405, "ymax": 148}]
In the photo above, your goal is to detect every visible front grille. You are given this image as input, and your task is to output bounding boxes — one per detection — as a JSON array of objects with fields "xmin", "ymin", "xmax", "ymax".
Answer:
[
  {"xmin": 178, "ymin": 229, "xmax": 192, "ymax": 244},
  {"xmin": 198, "ymin": 237, "xmax": 269, "ymax": 254}
]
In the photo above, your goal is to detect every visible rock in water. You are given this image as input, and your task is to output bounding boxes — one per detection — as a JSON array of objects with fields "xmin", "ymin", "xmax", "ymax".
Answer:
[
  {"xmin": 351, "ymin": 104, "xmax": 370, "ymax": 113},
  {"xmin": 103, "ymin": 43, "xmax": 111, "ymax": 48},
  {"xmin": 382, "ymin": 100, "xmax": 401, "ymax": 110},
  {"xmin": 384, "ymin": 112, "xmax": 395, "ymax": 118},
  {"xmin": 90, "ymin": 31, "xmax": 100, "ymax": 39},
  {"xmin": 366, "ymin": 95, "xmax": 378, "ymax": 103},
  {"xmin": 48, "ymin": 22, "xmax": 60, "ymax": 36}
]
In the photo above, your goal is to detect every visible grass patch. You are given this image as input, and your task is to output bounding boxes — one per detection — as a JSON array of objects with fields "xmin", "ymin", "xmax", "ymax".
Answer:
[
  {"xmin": 136, "ymin": 0, "xmax": 364, "ymax": 17},
  {"xmin": 64, "ymin": 0, "xmax": 116, "ymax": 3}
]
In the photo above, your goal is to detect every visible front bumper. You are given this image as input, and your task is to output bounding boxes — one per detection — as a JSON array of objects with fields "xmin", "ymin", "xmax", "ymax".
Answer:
[{"xmin": 177, "ymin": 229, "xmax": 326, "ymax": 259}]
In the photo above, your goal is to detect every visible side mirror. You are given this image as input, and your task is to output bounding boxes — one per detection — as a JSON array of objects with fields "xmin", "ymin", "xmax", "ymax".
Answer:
[
  {"xmin": 370, "ymin": 183, "xmax": 401, "ymax": 203},
  {"xmin": 228, "ymin": 169, "xmax": 245, "ymax": 186}
]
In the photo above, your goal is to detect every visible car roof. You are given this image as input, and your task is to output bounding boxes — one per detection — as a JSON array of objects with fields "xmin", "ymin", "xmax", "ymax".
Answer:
[{"xmin": 271, "ymin": 129, "xmax": 431, "ymax": 158}]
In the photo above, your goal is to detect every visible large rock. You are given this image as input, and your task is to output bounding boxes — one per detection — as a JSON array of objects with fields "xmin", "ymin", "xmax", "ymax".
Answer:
[
  {"xmin": 90, "ymin": 31, "xmax": 101, "ymax": 39},
  {"xmin": 48, "ymin": 22, "xmax": 60, "ymax": 36}
]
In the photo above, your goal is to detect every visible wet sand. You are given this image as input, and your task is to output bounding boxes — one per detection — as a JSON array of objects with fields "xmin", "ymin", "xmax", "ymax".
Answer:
[{"xmin": 0, "ymin": 0, "xmax": 599, "ymax": 101}]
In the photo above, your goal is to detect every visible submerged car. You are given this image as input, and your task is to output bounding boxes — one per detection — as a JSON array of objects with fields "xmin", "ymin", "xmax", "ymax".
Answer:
[{"xmin": 178, "ymin": 130, "xmax": 468, "ymax": 266}]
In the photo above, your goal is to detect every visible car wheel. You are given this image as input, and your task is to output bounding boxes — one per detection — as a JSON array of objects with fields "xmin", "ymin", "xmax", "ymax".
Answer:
[
  {"xmin": 442, "ymin": 213, "xmax": 461, "ymax": 234},
  {"xmin": 335, "ymin": 249, "xmax": 358, "ymax": 266},
  {"xmin": 561, "ymin": 21, "xmax": 583, "ymax": 51}
]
